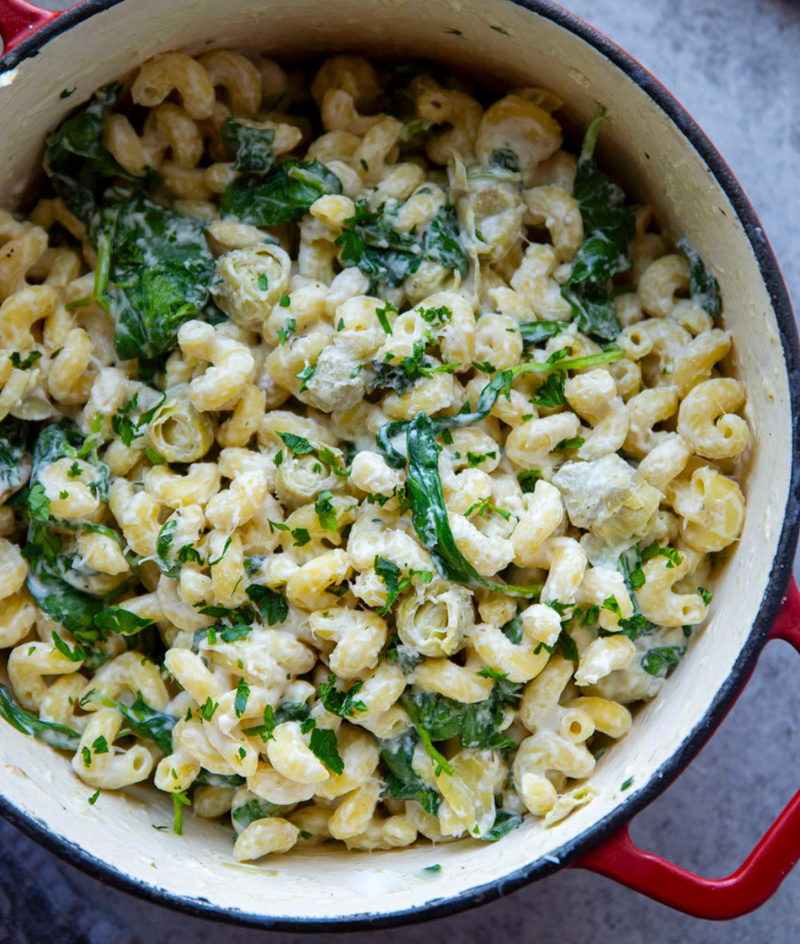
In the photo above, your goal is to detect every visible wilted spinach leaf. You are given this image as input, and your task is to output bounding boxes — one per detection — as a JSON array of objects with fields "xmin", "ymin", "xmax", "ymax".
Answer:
[
  {"xmin": 26, "ymin": 563, "xmax": 105, "ymax": 646},
  {"xmin": 22, "ymin": 423, "xmax": 117, "ymax": 646},
  {"xmin": 406, "ymin": 412, "xmax": 543, "ymax": 597},
  {"xmin": 570, "ymin": 105, "xmax": 636, "ymax": 284},
  {"xmin": 97, "ymin": 190, "xmax": 216, "ymax": 361},
  {"xmin": 245, "ymin": 584, "xmax": 289, "ymax": 625},
  {"xmin": 0, "ymin": 682, "xmax": 80, "ymax": 751},
  {"xmin": 422, "ymin": 205, "xmax": 469, "ymax": 277},
  {"xmin": 337, "ymin": 199, "xmax": 467, "ymax": 292},
  {"xmin": 676, "ymin": 237, "xmax": 721, "ymax": 318},
  {"xmin": 221, "ymin": 159, "xmax": 342, "ymax": 225},
  {"xmin": 116, "ymin": 693, "xmax": 176, "ymax": 754},
  {"xmin": 402, "ymin": 682, "xmax": 521, "ymax": 754},
  {"xmin": 221, "ymin": 117, "xmax": 276, "ymax": 173},
  {"xmin": 0, "ymin": 417, "xmax": 28, "ymax": 497},
  {"xmin": 641, "ymin": 645, "xmax": 686, "ymax": 677},
  {"xmin": 94, "ymin": 606, "xmax": 153, "ymax": 637},
  {"xmin": 501, "ymin": 613, "xmax": 523, "ymax": 644},
  {"xmin": 560, "ymin": 105, "xmax": 637, "ymax": 342},
  {"xmin": 562, "ymin": 281, "xmax": 622, "ymax": 343},
  {"xmin": 481, "ymin": 809, "xmax": 522, "ymax": 841},
  {"xmin": 44, "ymin": 83, "xmax": 135, "ymax": 220},
  {"xmin": 380, "ymin": 731, "xmax": 441, "ymax": 815},
  {"xmin": 232, "ymin": 798, "xmax": 285, "ymax": 828},
  {"xmin": 519, "ymin": 320, "xmax": 566, "ymax": 351},
  {"xmin": 336, "ymin": 199, "xmax": 423, "ymax": 289}
]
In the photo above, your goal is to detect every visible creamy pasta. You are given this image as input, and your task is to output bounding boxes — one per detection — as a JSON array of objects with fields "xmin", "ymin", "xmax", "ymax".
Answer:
[{"xmin": 0, "ymin": 51, "xmax": 748, "ymax": 860}]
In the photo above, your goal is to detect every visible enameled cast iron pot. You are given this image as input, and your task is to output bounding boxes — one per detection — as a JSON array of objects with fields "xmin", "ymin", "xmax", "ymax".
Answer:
[{"xmin": 1, "ymin": 0, "xmax": 799, "ymax": 928}]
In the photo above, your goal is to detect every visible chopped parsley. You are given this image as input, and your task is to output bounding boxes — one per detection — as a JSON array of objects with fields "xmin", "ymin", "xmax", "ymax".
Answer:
[
  {"xmin": 9, "ymin": 351, "xmax": 42, "ymax": 370},
  {"xmin": 554, "ymin": 436, "xmax": 585, "ymax": 451},
  {"xmin": 297, "ymin": 363, "xmax": 316, "ymax": 392},
  {"xmin": 314, "ymin": 490, "xmax": 337, "ymax": 531},
  {"xmin": 173, "ymin": 791, "xmax": 191, "ymax": 835},
  {"xmin": 199, "ymin": 697, "xmax": 218, "ymax": 722},
  {"xmin": 318, "ymin": 674, "xmax": 367, "ymax": 717},
  {"xmin": 234, "ymin": 677, "xmax": 250, "ymax": 717},
  {"xmin": 376, "ymin": 301, "xmax": 397, "ymax": 334},
  {"xmin": 373, "ymin": 555, "xmax": 432, "ymax": 615},
  {"xmin": 308, "ymin": 727, "xmax": 344, "ymax": 774},
  {"xmin": 245, "ymin": 584, "xmax": 289, "ymax": 625},
  {"xmin": 278, "ymin": 317, "xmax": 296, "ymax": 345}
]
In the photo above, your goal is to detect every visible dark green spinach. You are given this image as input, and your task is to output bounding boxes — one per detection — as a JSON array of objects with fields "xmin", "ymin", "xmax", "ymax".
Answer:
[
  {"xmin": 370, "ymin": 337, "xmax": 436, "ymax": 396},
  {"xmin": 336, "ymin": 200, "xmax": 468, "ymax": 292},
  {"xmin": 519, "ymin": 320, "xmax": 566, "ymax": 351},
  {"xmin": 402, "ymin": 682, "xmax": 521, "ymax": 755},
  {"xmin": 232, "ymin": 798, "xmax": 285, "ymax": 829},
  {"xmin": 116, "ymin": 693, "xmax": 176, "ymax": 754},
  {"xmin": 336, "ymin": 199, "xmax": 423, "ymax": 288},
  {"xmin": 676, "ymin": 237, "xmax": 721, "ymax": 317},
  {"xmin": 0, "ymin": 418, "xmax": 28, "ymax": 497},
  {"xmin": 422, "ymin": 205, "xmax": 469, "ymax": 277},
  {"xmin": 379, "ymin": 731, "xmax": 441, "ymax": 815},
  {"xmin": 406, "ymin": 413, "xmax": 540, "ymax": 597},
  {"xmin": 97, "ymin": 190, "xmax": 216, "ymax": 361},
  {"xmin": 481, "ymin": 809, "xmax": 523, "ymax": 841},
  {"xmin": 561, "ymin": 105, "xmax": 637, "ymax": 342},
  {"xmin": 221, "ymin": 159, "xmax": 342, "ymax": 225},
  {"xmin": 245, "ymin": 584, "xmax": 289, "ymax": 626},
  {"xmin": 641, "ymin": 645, "xmax": 686, "ymax": 678},
  {"xmin": 0, "ymin": 682, "xmax": 81, "ymax": 751},
  {"xmin": 221, "ymin": 117, "xmax": 276, "ymax": 173},
  {"xmin": 44, "ymin": 83, "xmax": 135, "ymax": 220},
  {"xmin": 23, "ymin": 424, "xmax": 115, "ymax": 647}
]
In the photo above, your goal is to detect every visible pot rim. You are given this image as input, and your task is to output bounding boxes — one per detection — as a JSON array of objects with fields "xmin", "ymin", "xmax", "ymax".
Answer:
[{"xmin": 1, "ymin": 0, "xmax": 799, "ymax": 931}]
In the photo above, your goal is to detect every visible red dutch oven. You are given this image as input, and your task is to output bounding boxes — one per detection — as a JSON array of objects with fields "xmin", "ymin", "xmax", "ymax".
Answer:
[{"xmin": 1, "ymin": 0, "xmax": 799, "ymax": 929}]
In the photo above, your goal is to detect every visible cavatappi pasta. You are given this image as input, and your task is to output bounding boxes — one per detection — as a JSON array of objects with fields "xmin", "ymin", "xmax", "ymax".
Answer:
[{"xmin": 0, "ymin": 51, "xmax": 749, "ymax": 860}]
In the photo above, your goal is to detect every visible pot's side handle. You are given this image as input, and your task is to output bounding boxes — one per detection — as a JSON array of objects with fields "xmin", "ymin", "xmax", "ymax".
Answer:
[
  {"xmin": 574, "ymin": 578, "xmax": 800, "ymax": 920},
  {"xmin": 0, "ymin": 0, "xmax": 61, "ymax": 56}
]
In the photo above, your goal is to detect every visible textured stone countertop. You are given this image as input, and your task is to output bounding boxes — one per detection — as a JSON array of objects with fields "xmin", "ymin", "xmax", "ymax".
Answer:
[{"xmin": 1, "ymin": 0, "xmax": 799, "ymax": 941}]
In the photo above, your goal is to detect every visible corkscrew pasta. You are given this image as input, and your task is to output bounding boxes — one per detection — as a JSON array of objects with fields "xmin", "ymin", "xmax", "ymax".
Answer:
[{"xmin": 0, "ymin": 50, "xmax": 749, "ymax": 861}]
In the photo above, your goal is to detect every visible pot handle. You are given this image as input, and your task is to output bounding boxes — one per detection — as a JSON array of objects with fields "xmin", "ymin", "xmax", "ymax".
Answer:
[
  {"xmin": 574, "ymin": 577, "xmax": 800, "ymax": 919},
  {"xmin": 0, "ymin": 0, "xmax": 62, "ymax": 55}
]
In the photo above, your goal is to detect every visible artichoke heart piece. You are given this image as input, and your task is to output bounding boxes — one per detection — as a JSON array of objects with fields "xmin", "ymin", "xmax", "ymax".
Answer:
[
  {"xmin": 147, "ymin": 385, "xmax": 215, "ymax": 463},
  {"xmin": 303, "ymin": 345, "xmax": 365, "ymax": 413},
  {"xmin": 212, "ymin": 244, "xmax": 292, "ymax": 332},
  {"xmin": 434, "ymin": 750, "xmax": 498, "ymax": 838},
  {"xmin": 396, "ymin": 580, "xmax": 473, "ymax": 658},
  {"xmin": 552, "ymin": 454, "xmax": 661, "ymax": 545}
]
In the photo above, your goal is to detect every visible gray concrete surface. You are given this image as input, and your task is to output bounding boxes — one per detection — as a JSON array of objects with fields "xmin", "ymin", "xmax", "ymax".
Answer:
[{"xmin": 2, "ymin": 0, "xmax": 799, "ymax": 941}]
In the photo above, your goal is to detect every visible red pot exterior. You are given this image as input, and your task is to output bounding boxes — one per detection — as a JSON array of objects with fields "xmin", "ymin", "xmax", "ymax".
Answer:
[
  {"xmin": 0, "ymin": 0, "xmax": 58, "ymax": 52},
  {"xmin": 576, "ymin": 579, "xmax": 800, "ymax": 919}
]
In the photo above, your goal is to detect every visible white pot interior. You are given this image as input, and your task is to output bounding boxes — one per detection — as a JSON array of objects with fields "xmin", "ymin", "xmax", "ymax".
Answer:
[{"xmin": 0, "ymin": 0, "xmax": 794, "ymax": 924}]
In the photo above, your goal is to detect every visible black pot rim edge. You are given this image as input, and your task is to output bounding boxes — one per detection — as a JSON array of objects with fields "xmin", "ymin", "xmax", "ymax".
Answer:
[{"xmin": 1, "ymin": 0, "xmax": 799, "ymax": 931}]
